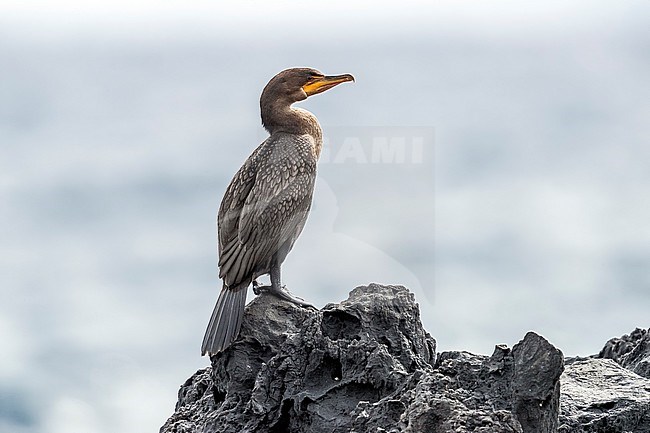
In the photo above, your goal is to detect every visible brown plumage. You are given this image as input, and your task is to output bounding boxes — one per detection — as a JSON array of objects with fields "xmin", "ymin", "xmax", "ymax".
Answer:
[{"xmin": 201, "ymin": 68, "xmax": 354, "ymax": 355}]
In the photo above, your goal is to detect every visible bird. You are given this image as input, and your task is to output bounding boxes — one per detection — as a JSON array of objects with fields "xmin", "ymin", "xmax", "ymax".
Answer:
[{"xmin": 201, "ymin": 67, "xmax": 354, "ymax": 356}]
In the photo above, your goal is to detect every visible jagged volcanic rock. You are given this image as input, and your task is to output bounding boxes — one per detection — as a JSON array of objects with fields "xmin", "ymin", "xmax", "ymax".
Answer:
[{"xmin": 160, "ymin": 284, "xmax": 648, "ymax": 433}]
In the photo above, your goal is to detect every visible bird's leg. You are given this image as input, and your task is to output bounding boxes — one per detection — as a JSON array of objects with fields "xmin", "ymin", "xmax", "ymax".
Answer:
[
  {"xmin": 253, "ymin": 279, "xmax": 272, "ymax": 295},
  {"xmin": 269, "ymin": 260, "xmax": 314, "ymax": 307},
  {"xmin": 252, "ymin": 279, "xmax": 263, "ymax": 295}
]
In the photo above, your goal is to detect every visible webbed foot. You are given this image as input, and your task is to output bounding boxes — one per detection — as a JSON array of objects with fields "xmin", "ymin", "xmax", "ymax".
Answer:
[{"xmin": 269, "ymin": 285, "xmax": 316, "ymax": 309}]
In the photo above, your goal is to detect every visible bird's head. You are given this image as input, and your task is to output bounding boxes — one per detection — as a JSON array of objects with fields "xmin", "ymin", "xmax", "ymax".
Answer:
[{"xmin": 261, "ymin": 67, "xmax": 355, "ymax": 106}]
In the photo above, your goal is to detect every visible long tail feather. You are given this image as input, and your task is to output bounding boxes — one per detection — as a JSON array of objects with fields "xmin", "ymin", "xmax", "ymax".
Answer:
[{"xmin": 201, "ymin": 285, "xmax": 247, "ymax": 355}]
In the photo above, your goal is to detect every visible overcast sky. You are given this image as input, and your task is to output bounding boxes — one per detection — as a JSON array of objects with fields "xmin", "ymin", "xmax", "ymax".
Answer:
[{"xmin": 1, "ymin": 1, "xmax": 649, "ymax": 433}]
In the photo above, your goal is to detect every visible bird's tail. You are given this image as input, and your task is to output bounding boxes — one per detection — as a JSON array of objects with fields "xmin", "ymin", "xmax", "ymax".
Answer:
[{"xmin": 201, "ymin": 284, "xmax": 247, "ymax": 356}]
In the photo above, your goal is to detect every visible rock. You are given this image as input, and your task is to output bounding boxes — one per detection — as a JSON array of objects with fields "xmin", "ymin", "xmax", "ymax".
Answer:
[
  {"xmin": 160, "ymin": 284, "xmax": 648, "ymax": 433},
  {"xmin": 555, "ymin": 328, "xmax": 650, "ymax": 432},
  {"xmin": 598, "ymin": 328, "xmax": 650, "ymax": 379},
  {"xmin": 511, "ymin": 332, "xmax": 564, "ymax": 433},
  {"xmin": 558, "ymin": 358, "xmax": 650, "ymax": 432}
]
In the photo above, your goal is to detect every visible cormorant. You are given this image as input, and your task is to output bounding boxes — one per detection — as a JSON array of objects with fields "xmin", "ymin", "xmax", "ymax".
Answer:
[{"xmin": 201, "ymin": 68, "xmax": 354, "ymax": 355}]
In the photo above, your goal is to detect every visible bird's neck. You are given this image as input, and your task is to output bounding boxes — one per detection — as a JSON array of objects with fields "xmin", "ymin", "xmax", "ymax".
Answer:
[{"xmin": 262, "ymin": 105, "xmax": 323, "ymax": 158}]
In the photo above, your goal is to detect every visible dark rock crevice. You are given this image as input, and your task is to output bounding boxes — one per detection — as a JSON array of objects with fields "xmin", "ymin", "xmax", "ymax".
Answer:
[{"xmin": 160, "ymin": 285, "xmax": 650, "ymax": 433}]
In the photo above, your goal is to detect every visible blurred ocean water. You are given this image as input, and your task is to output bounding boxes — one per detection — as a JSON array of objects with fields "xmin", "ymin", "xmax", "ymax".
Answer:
[{"xmin": 1, "ymin": 2, "xmax": 649, "ymax": 432}]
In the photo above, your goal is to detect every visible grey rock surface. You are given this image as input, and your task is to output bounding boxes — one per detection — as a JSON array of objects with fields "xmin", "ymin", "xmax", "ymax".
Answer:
[
  {"xmin": 160, "ymin": 285, "xmax": 648, "ymax": 433},
  {"xmin": 598, "ymin": 328, "xmax": 650, "ymax": 379},
  {"xmin": 512, "ymin": 332, "xmax": 564, "ymax": 432},
  {"xmin": 559, "ymin": 358, "xmax": 650, "ymax": 432},
  {"xmin": 556, "ymin": 328, "xmax": 650, "ymax": 432}
]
